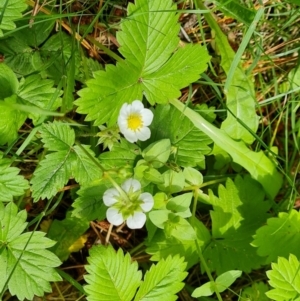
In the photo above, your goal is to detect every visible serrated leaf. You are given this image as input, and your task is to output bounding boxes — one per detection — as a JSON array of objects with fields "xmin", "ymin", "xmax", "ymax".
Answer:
[
  {"xmin": 47, "ymin": 213, "xmax": 89, "ymax": 261},
  {"xmin": 72, "ymin": 182, "xmax": 109, "ymax": 221},
  {"xmin": 252, "ymin": 210, "xmax": 300, "ymax": 263},
  {"xmin": 134, "ymin": 256, "xmax": 187, "ymax": 301},
  {"xmin": 75, "ymin": 0, "xmax": 210, "ymax": 126},
  {"xmin": 203, "ymin": 176, "xmax": 271, "ymax": 274},
  {"xmin": 148, "ymin": 104, "xmax": 212, "ymax": 168},
  {"xmin": 0, "ymin": 155, "xmax": 29, "ymax": 202},
  {"xmin": 171, "ymin": 99, "xmax": 282, "ymax": 199},
  {"xmin": 85, "ymin": 245, "xmax": 142, "ymax": 301},
  {"xmin": 0, "ymin": 202, "xmax": 61, "ymax": 300},
  {"xmin": 241, "ymin": 281, "xmax": 270, "ymax": 301},
  {"xmin": 31, "ymin": 121, "xmax": 102, "ymax": 201},
  {"xmin": 0, "ymin": 0, "xmax": 27, "ymax": 36},
  {"xmin": 266, "ymin": 254, "xmax": 300, "ymax": 301}
]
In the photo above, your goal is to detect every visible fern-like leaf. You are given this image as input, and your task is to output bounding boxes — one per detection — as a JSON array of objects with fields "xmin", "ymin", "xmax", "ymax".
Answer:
[
  {"xmin": 0, "ymin": 202, "xmax": 61, "ymax": 300},
  {"xmin": 31, "ymin": 121, "xmax": 102, "ymax": 201},
  {"xmin": 75, "ymin": 0, "xmax": 210, "ymax": 126},
  {"xmin": 266, "ymin": 254, "xmax": 300, "ymax": 301},
  {"xmin": 134, "ymin": 256, "xmax": 187, "ymax": 301},
  {"xmin": 84, "ymin": 245, "xmax": 142, "ymax": 301}
]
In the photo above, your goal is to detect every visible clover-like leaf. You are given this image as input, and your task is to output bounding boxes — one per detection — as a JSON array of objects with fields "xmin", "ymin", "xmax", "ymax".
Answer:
[
  {"xmin": 0, "ymin": 202, "xmax": 61, "ymax": 300},
  {"xmin": 31, "ymin": 121, "xmax": 102, "ymax": 201},
  {"xmin": 75, "ymin": 0, "xmax": 210, "ymax": 126}
]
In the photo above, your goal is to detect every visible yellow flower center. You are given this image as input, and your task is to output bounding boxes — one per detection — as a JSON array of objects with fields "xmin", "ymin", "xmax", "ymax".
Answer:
[{"xmin": 127, "ymin": 113, "xmax": 143, "ymax": 131}]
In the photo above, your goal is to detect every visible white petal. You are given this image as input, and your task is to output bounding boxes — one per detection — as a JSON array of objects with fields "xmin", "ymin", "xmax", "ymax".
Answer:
[
  {"xmin": 141, "ymin": 109, "xmax": 153, "ymax": 126},
  {"xmin": 136, "ymin": 127, "xmax": 151, "ymax": 141},
  {"xmin": 103, "ymin": 188, "xmax": 119, "ymax": 206},
  {"xmin": 139, "ymin": 193, "xmax": 154, "ymax": 212},
  {"xmin": 126, "ymin": 212, "xmax": 146, "ymax": 229},
  {"xmin": 106, "ymin": 207, "xmax": 124, "ymax": 226},
  {"xmin": 119, "ymin": 103, "xmax": 128, "ymax": 116},
  {"xmin": 122, "ymin": 178, "xmax": 141, "ymax": 193},
  {"xmin": 131, "ymin": 100, "xmax": 144, "ymax": 112},
  {"xmin": 122, "ymin": 128, "xmax": 138, "ymax": 143}
]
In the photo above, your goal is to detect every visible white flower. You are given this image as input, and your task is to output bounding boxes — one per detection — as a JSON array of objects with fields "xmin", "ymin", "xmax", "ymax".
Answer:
[
  {"xmin": 118, "ymin": 100, "xmax": 154, "ymax": 143},
  {"xmin": 103, "ymin": 178, "xmax": 154, "ymax": 229}
]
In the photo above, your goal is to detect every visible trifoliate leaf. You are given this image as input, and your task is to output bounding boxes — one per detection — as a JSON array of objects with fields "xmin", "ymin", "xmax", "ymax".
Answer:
[
  {"xmin": 75, "ymin": 0, "xmax": 210, "ymax": 126},
  {"xmin": 252, "ymin": 210, "xmax": 300, "ymax": 263},
  {"xmin": 266, "ymin": 254, "xmax": 300, "ymax": 301},
  {"xmin": 85, "ymin": 245, "xmax": 142, "ymax": 301},
  {"xmin": 31, "ymin": 121, "xmax": 102, "ymax": 201},
  {"xmin": 0, "ymin": 202, "xmax": 61, "ymax": 300},
  {"xmin": 47, "ymin": 212, "xmax": 89, "ymax": 261},
  {"xmin": 0, "ymin": 0, "xmax": 27, "ymax": 36},
  {"xmin": 203, "ymin": 176, "xmax": 271, "ymax": 274},
  {"xmin": 0, "ymin": 154, "xmax": 29, "ymax": 202},
  {"xmin": 148, "ymin": 104, "xmax": 212, "ymax": 168},
  {"xmin": 134, "ymin": 256, "xmax": 187, "ymax": 301}
]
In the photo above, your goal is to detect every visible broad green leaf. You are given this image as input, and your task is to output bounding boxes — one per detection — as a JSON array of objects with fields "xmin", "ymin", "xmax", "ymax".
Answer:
[
  {"xmin": 203, "ymin": 176, "xmax": 271, "ymax": 274},
  {"xmin": 157, "ymin": 170, "xmax": 185, "ymax": 194},
  {"xmin": 75, "ymin": 0, "xmax": 210, "ymax": 126},
  {"xmin": 266, "ymin": 254, "xmax": 300, "ymax": 301},
  {"xmin": 216, "ymin": 0, "xmax": 256, "ymax": 25},
  {"xmin": 183, "ymin": 167, "xmax": 203, "ymax": 186},
  {"xmin": 0, "ymin": 202, "xmax": 61, "ymax": 300},
  {"xmin": 134, "ymin": 256, "xmax": 187, "ymax": 301},
  {"xmin": 0, "ymin": 154, "xmax": 29, "ymax": 202},
  {"xmin": 72, "ymin": 182, "xmax": 109, "ymax": 221},
  {"xmin": 146, "ymin": 219, "xmax": 211, "ymax": 270},
  {"xmin": 85, "ymin": 245, "xmax": 142, "ymax": 301},
  {"xmin": 170, "ymin": 98, "xmax": 282, "ymax": 199},
  {"xmin": 47, "ymin": 213, "xmax": 89, "ymax": 261},
  {"xmin": 146, "ymin": 104, "xmax": 212, "ymax": 168},
  {"xmin": 192, "ymin": 282, "xmax": 214, "ymax": 297},
  {"xmin": 252, "ymin": 210, "xmax": 300, "ymax": 263},
  {"xmin": 167, "ymin": 193, "xmax": 193, "ymax": 213},
  {"xmin": 0, "ymin": 0, "xmax": 27, "ymax": 36},
  {"xmin": 31, "ymin": 121, "xmax": 102, "ymax": 201},
  {"xmin": 215, "ymin": 270, "xmax": 242, "ymax": 293},
  {"xmin": 142, "ymin": 139, "xmax": 171, "ymax": 168},
  {"xmin": 0, "ymin": 63, "xmax": 18, "ymax": 98}
]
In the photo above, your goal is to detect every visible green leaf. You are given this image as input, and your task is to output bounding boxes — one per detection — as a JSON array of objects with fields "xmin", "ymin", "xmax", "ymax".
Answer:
[
  {"xmin": 31, "ymin": 121, "xmax": 102, "ymax": 201},
  {"xmin": 216, "ymin": 0, "xmax": 256, "ymax": 25},
  {"xmin": 146, "ymin": 219, "xmax": 211, "ymax": 270},
  {"xmin": 0, "ymin": 0, "xmax": 27, "ymax": 36},
  {"xmin": 84, "ymin": 245, "xmax": 142, "ymax": 301},
  {"xmin": 203, "ymin": 176, "xmax": 271, "ymax": 274},
  {"xmin": 266, "ymin": 254, "xmax": 300, "ymax": 301},
  {"xmin": 134, "ymin": 256, "xmax": 187, "ymax": 301},
  {"xmin": 75, "ymin": 0, "xmax": 210, "ymax": 126},
  {"xmin": 157, "ymin": 170, "xmax": 185, "ymax": 194},
  {"xmin": 252, "ymin": 210, "xmax": 300, "ymax": 263},
  {"xmin": 215, "ymin": 270, "xmax": 242, "ymax": 293},
  {"xmin": 142, "ymin": 139, "xmax": 171, "ymax": 168},
  {"xmin": 167, "ymin": 193, "xmax": 193, "ymax": 213},
  {"xmin": 72, "ymin": 182, "xmax": 109, "ymax": 221},
  {"xmin": 0, "ymin": 63, "xmax": 18, "ymax": 98},
  {"xmin": 0, "ymin": 154, "xmax": 29, "ymax": 202},
  {"xmin": 241, "ymin": 282, "xmax": 269, "ymax": 301},
  {"xmin": 183, "ymin": 167, "xmax": 203, "ymax": 186},
  {"xmin": 0, "ymin": 202, "xmax": 61, "ymax": 300},
  {"xmin": 170, "ymin": 98, "xmax": 282, "ymax": 199},
  {"xmin": 47, "ymin": 213, "xmax": 89, "ymax": 261},
  {"xmin": 192, "ymin": 282, "xmax": 214, "ymax": 297},
  {"xmin": 147, "ymin": 104, "xmax": 212, "ymax": 168}
]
